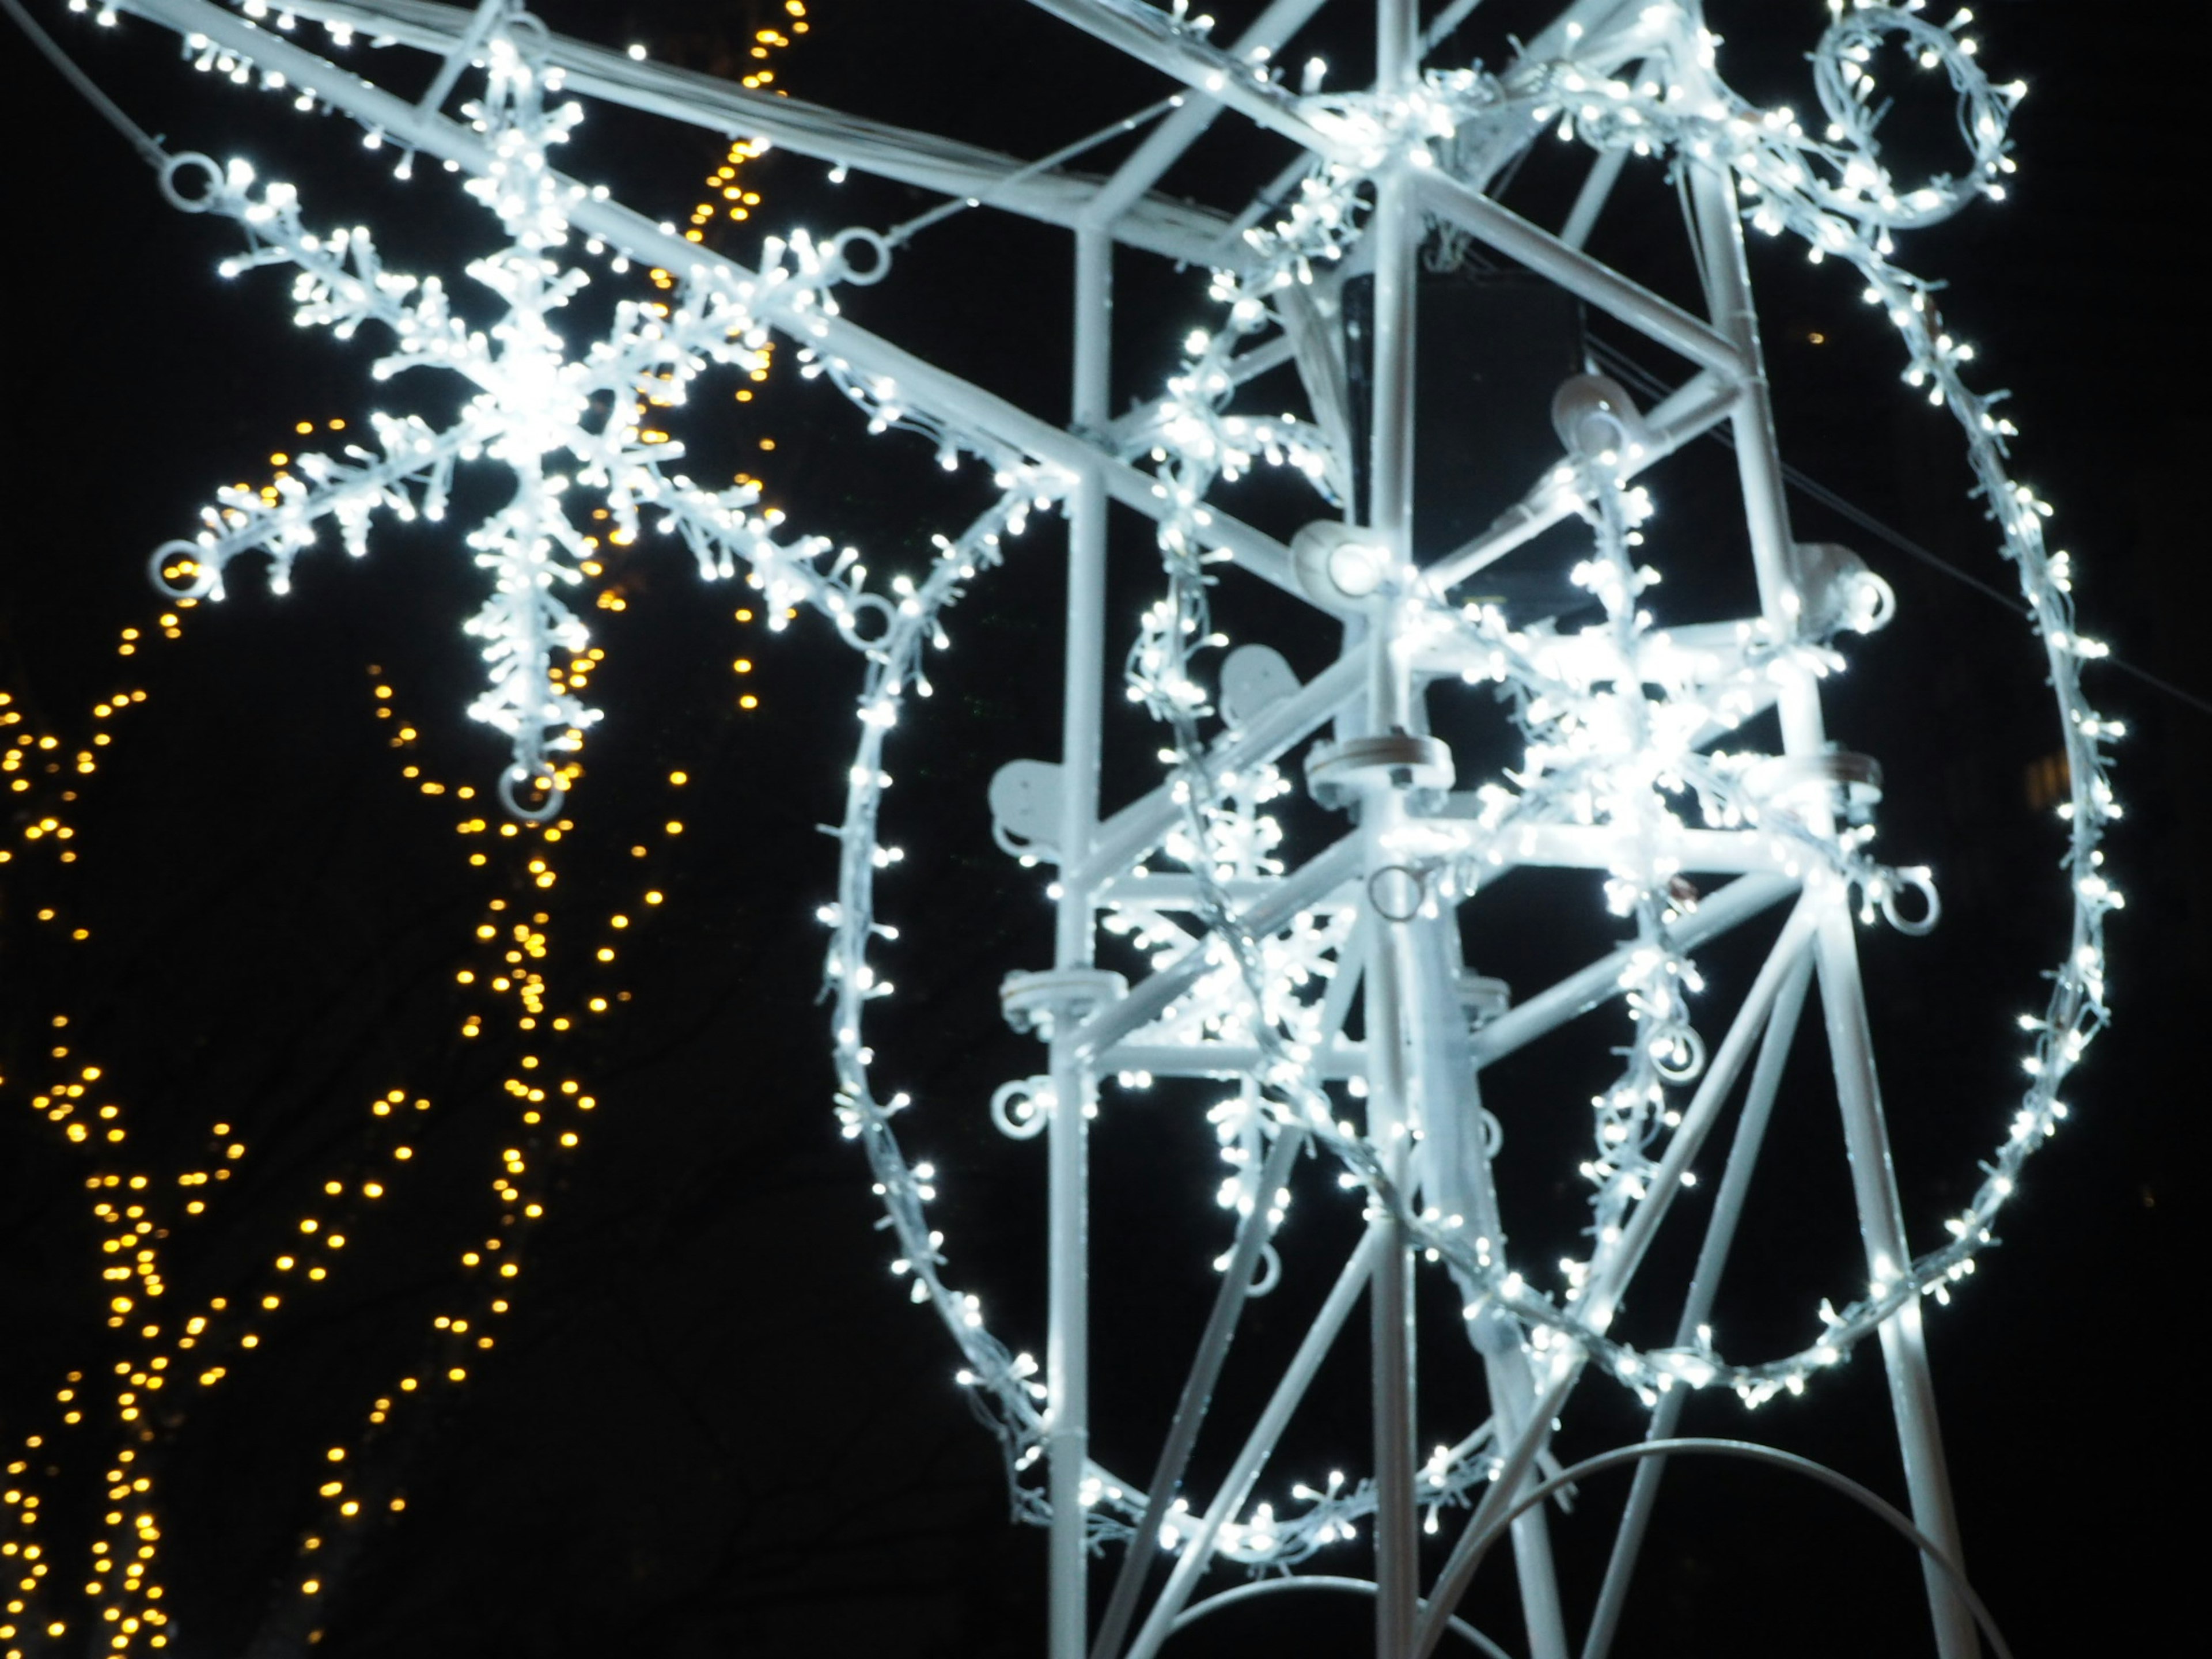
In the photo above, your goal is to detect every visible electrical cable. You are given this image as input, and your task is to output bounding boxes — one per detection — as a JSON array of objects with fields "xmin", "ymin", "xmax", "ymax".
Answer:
[{"xmin": 1, "ymin": 0, "xmax": 170, "ymax": 169}]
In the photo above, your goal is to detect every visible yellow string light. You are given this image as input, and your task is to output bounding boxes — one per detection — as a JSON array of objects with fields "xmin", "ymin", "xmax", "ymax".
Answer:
[{"xmin": 2, "ymin": 13, "xmax": 815, "ymax": 1644}]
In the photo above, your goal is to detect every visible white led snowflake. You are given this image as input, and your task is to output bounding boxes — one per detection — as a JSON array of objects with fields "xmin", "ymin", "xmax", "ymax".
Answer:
[{"xmin": 150, "ymin": 32, "xmax": 842, "ymax": 815}]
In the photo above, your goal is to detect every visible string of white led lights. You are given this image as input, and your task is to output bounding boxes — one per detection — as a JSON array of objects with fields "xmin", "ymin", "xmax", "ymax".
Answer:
[{"xmin": 1094, "ymin": 0, "xmax": 2116, "ymax": 1436}]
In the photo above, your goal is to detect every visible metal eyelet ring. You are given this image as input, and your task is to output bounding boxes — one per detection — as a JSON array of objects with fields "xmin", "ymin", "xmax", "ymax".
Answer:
[
  {"xmin": 506, "ymin": 13, "xmax": 551, "ymax": 61},
  {"xmin": 837, "ymin": 591, "xmax": 897, "ymax": 650},
  {"xmin": 498, "ymin": 765, "xmax": 565, "ymax": 823},
  {"xmin": 1366, "ymin": 863, "xmax": 1427, "ymax": 923},
  {"xmin": 826, "ymin": 227, "xmax": 893, "ymax": 286},
  {"xmin": 159, "ymin": 152, "xmax": 225, "ymax": 214},
  {"xmin": 990, "ymin": 1077, "xmax": 1052, "ymax": 1141},
  {"xmin": 1878, "ymin": 868, "xmax": 1941, "ymax": 936},
  {"xmin": 1654, "ymin": 1025, "xmax": 1707, "ymax": 1085},
  {"xmin": 1245, "ymin": 1243, "xmax": 1282, "ymax": 1298},
  {"xmin": 149, "ymin": 541, "xmax": 218, "ymax": 599}
]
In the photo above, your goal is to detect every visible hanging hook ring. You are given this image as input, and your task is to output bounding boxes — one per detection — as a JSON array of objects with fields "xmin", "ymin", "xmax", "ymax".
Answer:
[
  {"xmin": 1367, "ymin": 863, "xmax": 1428, "ymax": 924},
  {"xmin": 159, "ymin": 152, "xmax": 225, "ymax": 214},
  {"xmin": 498, "ymin": 763, "xmax": 565, "ymax": 823}
]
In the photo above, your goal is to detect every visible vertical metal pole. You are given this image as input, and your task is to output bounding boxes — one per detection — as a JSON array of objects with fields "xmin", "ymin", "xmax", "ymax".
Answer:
[
  {"xmin": 1049, "ymin": 225, "xmax": 1114, "ymax": 1659},
  {"xmin": 1410, "ymin": 927, "xmax": 1571, "ymax": 1659},
  {"xmin": 1673, "ymin": 14, "xmax": 1975, "ymax": 1648},
  {"xmin": 1681, "ymin": 158, "xmax": 1822, "ymax": 757},
  {"xmin": 1368, "ymin": 7, "xmax": 1422, "ymax": 1655},
  {"xmin": 1813, "ymin": 897, "xmax": 1978, "ymax": 1659}
]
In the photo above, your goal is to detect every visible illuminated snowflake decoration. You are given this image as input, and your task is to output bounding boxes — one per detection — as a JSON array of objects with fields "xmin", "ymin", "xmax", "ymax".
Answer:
[{"xmin": 146, "ymin": 31, "xmax": 866, "ymax": 816}]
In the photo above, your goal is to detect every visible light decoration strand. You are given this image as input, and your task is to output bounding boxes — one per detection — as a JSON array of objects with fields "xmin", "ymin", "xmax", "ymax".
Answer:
[
  {"xmin": 787, "ymin": 0, "xmax": 2123, "ymax": 1560},
  {"xmin": 1, "ymin": 586, "xmax": 213, "ymax": 1656},
  {"xmin": 0, "ymin": 582, "xmax": 720, "ymax": 1651},
  {"xmin": 145, "ymin": 28, "xmax": 838, "ymax": 815},
  {"xmin": 4, "ymin": 12, "xmax": 816, "ymax": 1643},
  {"xmin": 0, "ymin": 377, "xmax": 789, "ymax": 1649}
]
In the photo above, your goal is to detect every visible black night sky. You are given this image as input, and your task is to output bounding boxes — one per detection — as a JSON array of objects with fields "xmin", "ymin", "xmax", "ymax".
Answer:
[{"xmin": 0, "ymin": 2, "xmax": 2201, "ymax": 1656}]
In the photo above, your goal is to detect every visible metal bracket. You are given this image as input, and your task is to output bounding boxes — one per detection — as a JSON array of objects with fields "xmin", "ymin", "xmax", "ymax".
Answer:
[
  {"xmin": 989, "ymin": 759, "xmax": 1066, "ymax": 859},
  {"xmin": 1306, "ymin": 732, "xmax": 1455, "ymax": 810},
  {"xmin": 1219, "ymin": 643, "xmax": 1302, "ymax": 729},
  {"xmin": 1000, "ymin": 967, "xmax": 1128, "ymax": 1039},
  {"xmin": 1791, "ymin": 541, "xmax": 1896, "ymax": 639}
]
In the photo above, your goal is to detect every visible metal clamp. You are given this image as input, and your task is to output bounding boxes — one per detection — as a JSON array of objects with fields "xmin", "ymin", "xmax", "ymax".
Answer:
[
  {"xmin": 999, "ymin": 967, "xmax": 1126, "ymax": 1038},
  {"xmin": 1306, "ymin": 732, "xmax": 1454, "ymax": 810},
  {"xmin": 1743, "ymin": 751, "xmax": 1883, "ymax": 825}
]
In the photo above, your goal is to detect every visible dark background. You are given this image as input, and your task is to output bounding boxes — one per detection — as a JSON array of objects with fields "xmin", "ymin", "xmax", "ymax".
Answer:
[{"xmin": 0, "ymin": 2, "xmax": 2200, "ymax": 1655}]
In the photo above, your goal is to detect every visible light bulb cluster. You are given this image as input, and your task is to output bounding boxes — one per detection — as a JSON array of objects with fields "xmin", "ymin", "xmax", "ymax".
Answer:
[
  {"xmin": 146, "ymin": 31, "xmax": 827, "ymax": 814},
  {"xmin": 1, "ymin": 585, "xmax": 208, "ymax": 1654}
]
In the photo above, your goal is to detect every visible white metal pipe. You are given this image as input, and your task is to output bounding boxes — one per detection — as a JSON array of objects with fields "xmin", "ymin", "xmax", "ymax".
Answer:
[
  {"xmin": 1415, "ymin": 171, "xmax": 1745, "ymax": 381},
  {"xmin": 1578, "ymin": 898, "xmax": 1818, "ymax": 1332},
  {"xmin": 1411, "ymin": 1361, "xmax": 1584, "ymax": 1659},
  {"xmin": 1367, "ymin": 4, "xmax": 1425, "ymax": 1641},
  {"xmin": 407, "ymin": 0, "xmax": 507, "ymax": 122},
  {"xmin": 1423, "ymin": 370, "xmax": 1738, "ymax": 590},
  {"xmin": 1024, "ymin": 0, "xmax": 1327, "ymax": 158},
  {"xmin": 1077, "ymin": 652, "xmax": 1366, "ymax": 891},
  {"xmin": 260, "ymin": 0, "xmax": 1243, "ymax": 263},
  {"xmin": 1813, "ymin": 897, "xmax": 1978, "ymax": 1659},
  {"xmin": 1080, "ymin": 0, "xmax": 1332, "ymax": 230},
  {"xmin": 1681, "ymin": 145, "xmax": 1826, "ymax": 759},
  {"xmin": 1098, "ymin": 1043, "xmax": 1368, "ymax": 1080},
  {"xmin": 1435, "ymin": 823, "xmax": 1796, "ymax": 876},
  {"xmin": 1666, "ymin": 16, "xmax": 1974, "ymax": 1645},
  {"xmin": 1420, "ymin": 0, "xmax": 1488, "ymax": 58},
  {"xmin": 1480, "ymin": 1356, "xmax": 1571, "ymax": 1659},
  {"xmin": 1124, "ymin": 1222, "xmax": 1393, "ymax": 1659},
  {"xmin": 111, "ymin": 1, "xmax": 1320, "ymax": 607},
  {"xmin": 1580, "ymin": 950, "xmax": 1815, "ymax": 1659},
  {"xmin": 1071, "ymin": 834, "xmax": 1363, "ymax": 1059},
  {"xmin": 1408, "ymin": 918, "xmax": 1571, "ymax": 1659},
  {"xmin": 1172, "ymin": 1577, "xmax": 1512, "ymax": 1656},
  {"xmin": 1090, "ymin": 1124, "xmax": 1309, "ymax": 1659},
  {"xmin": 1049, "ymin": 225, "xmax": 1116, "ymax": 1659},
  {"xmin": 1559, "ymin": 146, "xmax": 1628, "ymax": 252}
]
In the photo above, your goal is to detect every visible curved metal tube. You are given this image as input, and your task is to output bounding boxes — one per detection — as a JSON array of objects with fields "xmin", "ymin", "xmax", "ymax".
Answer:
[
  {"xmin": 1166, "ymin": 1575, "xmax": 1512, "ymax": 1658},
  {"xmin": 1422, "ymin": 1438, "xmax": 2014, "ymax": 1659}
]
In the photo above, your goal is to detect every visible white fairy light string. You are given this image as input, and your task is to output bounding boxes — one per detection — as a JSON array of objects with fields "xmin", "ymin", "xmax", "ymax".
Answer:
[
  {"xmin": 54, "ymin": 0, "xmax": 2121, "ymax": 1588},
  {"xmin": 1090, "ymin": 0, "xmax": 2117, "ymax": 1440}
]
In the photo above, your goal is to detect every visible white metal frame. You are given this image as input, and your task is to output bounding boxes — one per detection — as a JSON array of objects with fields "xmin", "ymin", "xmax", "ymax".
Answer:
[{"xmin": 68, "ymin": 2, "xmax": 2119, "ymax": 1654}]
